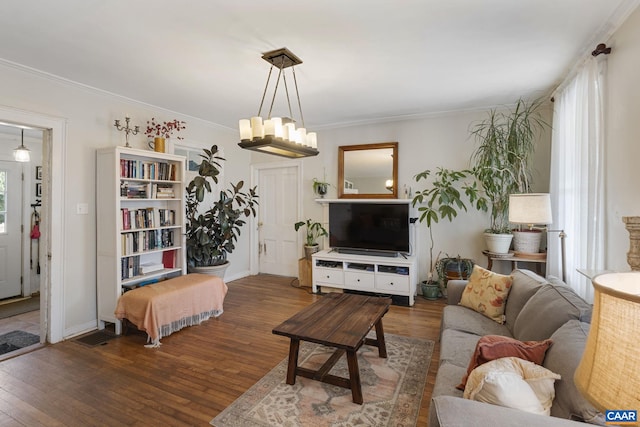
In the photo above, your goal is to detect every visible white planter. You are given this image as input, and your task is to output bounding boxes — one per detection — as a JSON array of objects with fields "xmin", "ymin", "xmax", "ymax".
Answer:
[
  {"xmin": 512, "ymin": 230, "xmax": 543, "ymax": 254},
  {"xmin": 484, "ymin": 232, "xmax": 513, "ymax": 254},
  {"xmin": 188, "ymin": 261, "xmax": 230, "ymax": 279}
]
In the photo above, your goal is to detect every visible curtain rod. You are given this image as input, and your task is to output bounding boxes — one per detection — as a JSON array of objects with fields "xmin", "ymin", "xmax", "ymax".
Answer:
[
  {"xmin": 551, "ymin": 43, "xmax": 612, "ymax": 101},
  {"xmin": 591, "ymin": 43, "xmax": 612, "ymax": 57}
]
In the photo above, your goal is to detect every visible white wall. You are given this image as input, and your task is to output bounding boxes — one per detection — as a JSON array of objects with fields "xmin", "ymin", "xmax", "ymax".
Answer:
[
  {"xmin": 0, "ymin": 61, "xmax": 253, "ymax": 338},
  {"xmin": 298, "ymin": 107, "xmax": 553, "ymax": 281},
  {"xmin": 604, "ymin": 6, "xmax": 640, "ymax": 271}
]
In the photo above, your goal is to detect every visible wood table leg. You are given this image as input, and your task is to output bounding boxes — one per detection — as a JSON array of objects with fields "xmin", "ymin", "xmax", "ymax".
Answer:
[
  {"xmin": 286, "ymin": 338, "xmax": 300, "ymax": 385},
  {"xmin": 346, "ymin": 349, "xmax": 363, "ymax": 404},
  {"xmin": 374, "ymin": 319, "xmax": 387, "ymax": 358}
]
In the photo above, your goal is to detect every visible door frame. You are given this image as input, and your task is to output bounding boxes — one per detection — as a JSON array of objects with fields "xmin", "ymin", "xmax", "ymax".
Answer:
[
  {"xmin": 0, "ymin": 106, "xmax": 66, "ymax": 344},
  {"xmin": 250, "ymin": 160, "xmax": 303, "ymax": 275}
]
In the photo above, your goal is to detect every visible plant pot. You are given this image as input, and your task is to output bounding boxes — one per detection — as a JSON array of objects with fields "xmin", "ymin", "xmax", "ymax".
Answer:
[
  {"xmin": 484, "ymin": 232, "xmax": 513, "ymax": 254},
  {"xmin": 512, "ymin": 229, "xmax": 543, "ymax": 254},
  {"xmin": 188, "ymin": 261, "xmax": 230, "ymax": 279},
  {"xmin": 421, "ymin": 280, "xmax": 441, "ymax": 300},
  {"xmin": 304, "ymin": 244, "xmax": 320, "ymax": 261},
  {"xmin": 314, "ymin": 183, "xmax": 328, "ymax": 198}
]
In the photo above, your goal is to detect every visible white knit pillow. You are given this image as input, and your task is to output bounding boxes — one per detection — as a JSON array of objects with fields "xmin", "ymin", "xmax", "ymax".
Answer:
[{"xmin": 464, "ymin": 357, "xmax": 561, "ymax": 416}]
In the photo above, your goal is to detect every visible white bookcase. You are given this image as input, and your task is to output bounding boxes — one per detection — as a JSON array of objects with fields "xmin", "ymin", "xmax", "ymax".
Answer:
[
  {"xmin": 96, "ymin": 146, "xmax": 186, "ymax": 332},
  {"xmin": 312, "ymin": 249, "xmax": 418, "ymax": 306}
]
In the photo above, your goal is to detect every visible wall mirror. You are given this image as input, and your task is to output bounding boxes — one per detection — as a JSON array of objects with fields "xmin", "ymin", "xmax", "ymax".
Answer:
[{"xmin": 338, "ymin": 142, "xmax": 398, "ymax": 198}]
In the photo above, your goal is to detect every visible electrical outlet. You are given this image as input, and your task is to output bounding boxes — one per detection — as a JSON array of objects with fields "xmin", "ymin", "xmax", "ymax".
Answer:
[{"xmin": 77, "ymin": 203, "xmax": 89, "ymax": 215}]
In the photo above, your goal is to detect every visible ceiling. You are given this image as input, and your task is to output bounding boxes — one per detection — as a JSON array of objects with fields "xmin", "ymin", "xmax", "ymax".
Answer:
[{"xmin": 0, "ymin": 1, "xmax": 637, "ymax": 131}]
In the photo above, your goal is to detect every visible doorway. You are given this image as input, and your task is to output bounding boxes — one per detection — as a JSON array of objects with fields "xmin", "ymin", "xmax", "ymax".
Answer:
[{"xmin": 253, "ymin": 162, "xmax": 302, "ymax": 277}]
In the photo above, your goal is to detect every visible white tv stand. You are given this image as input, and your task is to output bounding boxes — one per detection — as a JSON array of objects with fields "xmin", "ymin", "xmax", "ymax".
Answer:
[{"xmin": 312, "ymin": 249, "xmax": 417, "ymax": 306}]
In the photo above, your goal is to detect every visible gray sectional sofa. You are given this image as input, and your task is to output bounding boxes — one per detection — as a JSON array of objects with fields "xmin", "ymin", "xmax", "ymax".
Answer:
[{"xmin": 429, "ymin": 269, "xmax": 604, "ymax": 427}]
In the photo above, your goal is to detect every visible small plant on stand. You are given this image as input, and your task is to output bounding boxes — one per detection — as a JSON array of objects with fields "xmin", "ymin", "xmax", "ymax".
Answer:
[{"xmin": 294, "ymin": 219, "xmax": 328, "ymax": 260}]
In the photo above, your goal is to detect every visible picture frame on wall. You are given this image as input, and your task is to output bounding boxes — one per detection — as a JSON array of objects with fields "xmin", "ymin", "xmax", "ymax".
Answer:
[
  {"xmin": 36, "ymin": 166, "xmax": 42, "ymax": 180},
  {"xmin": 36, "ymin": 183, "xmax": 42, "ymax": 197}
]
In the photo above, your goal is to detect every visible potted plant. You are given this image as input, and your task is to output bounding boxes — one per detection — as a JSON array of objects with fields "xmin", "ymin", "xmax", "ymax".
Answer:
[
  {"xmin": 185, "ymin": 145, "xmax": 258, "ymax": 278},
  {"xmin": 436, "ymin": 255, "xmax": 475, "ymax": 297},
  {"xmin": 412, "ymin": 168, "xmax": 486, "ymax": 299},
  {"xmin": 294, "ymin": 219, "xmax": 328, "ymax": 260},
  {"xmin": 312, "ymin": 178, "xmax": 331, "ymax": 198},
  {"xmin": 469, "ymin": 98, "xmax": 548, "ymax": 253}
]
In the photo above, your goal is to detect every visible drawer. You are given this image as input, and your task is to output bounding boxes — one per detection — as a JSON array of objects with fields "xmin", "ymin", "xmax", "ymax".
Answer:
[
  {"xmin": 315, "ymin": 268, "xmax": 344, "ymax": 285},
  {"xmin": 375, "ymin": 273, "xmax": 410, "ymax": 292},
  {"xmin": 344, "ymin": 271, "xmax": 374, "ymax": 289}
]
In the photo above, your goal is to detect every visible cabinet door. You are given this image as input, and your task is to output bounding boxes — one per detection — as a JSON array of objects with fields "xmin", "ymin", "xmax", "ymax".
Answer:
[
  {"xmin": 315, "ymin": 268, "xmax": 344, "ymax": 286},
  {"xmin": 344, "ymin": 271, "xmax": 374, "ymax": 290},
  {"xmin": 375, "ymin": 273, "xmax": 410, "ymax": 292}
]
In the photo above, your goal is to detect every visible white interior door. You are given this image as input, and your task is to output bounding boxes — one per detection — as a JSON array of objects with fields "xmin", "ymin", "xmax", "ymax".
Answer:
[
  {"xmin": 0, "ymin": 161, "xmax": 23, "ymax": 299},
  {"xmin": 258, "ymin": 165, "xmax": 299, "ymax": 276}
]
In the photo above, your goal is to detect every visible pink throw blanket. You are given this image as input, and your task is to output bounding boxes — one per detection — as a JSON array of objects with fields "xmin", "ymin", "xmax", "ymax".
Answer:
[{"xmin": 114, "ymin": 273, "xmax": 228, "ymax": 347}]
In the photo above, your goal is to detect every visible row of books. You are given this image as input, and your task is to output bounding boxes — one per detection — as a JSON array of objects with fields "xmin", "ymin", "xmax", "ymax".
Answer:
[
  {"xmin": 120, "ymin": 159, "xmax": 177, "ymax": 181},
  {"xmin": 121, "ymin": 208, "xmax": 176, "ymax": 230},
  {"xmin": 120, "ymin": 182, "xmax": 177, "ymax": 199},
  {"xmin": 120, "ymin": 250, "xmax": 177, "ymax": 280},
  {"xmin": 121, "ymin": 229, "xmax": 175, "ymax": 255}
]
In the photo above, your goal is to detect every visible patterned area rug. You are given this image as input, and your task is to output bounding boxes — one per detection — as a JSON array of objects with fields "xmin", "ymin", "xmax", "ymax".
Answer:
[{"xmin": 211, "ymin": 334, "xmax": 434, "ymax": 427}]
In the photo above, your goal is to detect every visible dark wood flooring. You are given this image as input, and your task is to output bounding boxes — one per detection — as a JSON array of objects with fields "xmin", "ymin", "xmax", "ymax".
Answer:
[{"xmin": 0, "ymin": 274, "xmax": 445, "ymax": 426}]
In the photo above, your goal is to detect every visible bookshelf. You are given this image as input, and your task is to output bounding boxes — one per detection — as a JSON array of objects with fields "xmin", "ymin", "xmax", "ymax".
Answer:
[{"xmin": 96, "ymin": 146, "xmax": 186, "ymax": 333}]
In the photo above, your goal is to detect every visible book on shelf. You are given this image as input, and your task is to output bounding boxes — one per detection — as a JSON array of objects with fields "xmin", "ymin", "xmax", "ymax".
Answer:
[
  {"xmin": 162, "ymin": 249, "xmax": 176, "ymax": 269},
  {"xmin": 120, "ymin": 159, "xmax": 177, "ymax": 181},
  {"xmin": 139, "ymin": 262, "xmax": 165, "ymax": 275}
]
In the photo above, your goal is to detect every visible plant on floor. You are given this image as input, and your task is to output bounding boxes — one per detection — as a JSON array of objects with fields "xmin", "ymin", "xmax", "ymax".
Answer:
[
  {"xmin": 185, "ymin": 145, "xmax": 258, "ymax": 269},
  {"xmin": 412, "ymin": 168, "xmax": 486, "ymax": 294}
]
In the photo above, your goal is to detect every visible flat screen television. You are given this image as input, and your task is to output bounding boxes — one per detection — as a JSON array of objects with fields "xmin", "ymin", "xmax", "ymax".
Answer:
[{"xmin": 328, "ymin": 202, "xmax": 410, "ymax": 256}]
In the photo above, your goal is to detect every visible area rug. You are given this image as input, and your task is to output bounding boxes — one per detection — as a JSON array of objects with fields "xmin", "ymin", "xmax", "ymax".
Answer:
[
  {"xmin": 0, "ymin": 330, "xmax": 39, "ymax": 355},
  {"xmin": 211, "ymin": 334, "xmax": 434, "ymax": 427}
]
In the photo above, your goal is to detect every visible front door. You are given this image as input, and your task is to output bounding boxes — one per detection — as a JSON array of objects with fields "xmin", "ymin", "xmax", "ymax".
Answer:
[
  {"xmin": 0, "ymin": 161, "xmax": 23, "ymax": 299},
  {"xmin": 258, "ymin": 165, "xmax": 300, "ymax": 276}
]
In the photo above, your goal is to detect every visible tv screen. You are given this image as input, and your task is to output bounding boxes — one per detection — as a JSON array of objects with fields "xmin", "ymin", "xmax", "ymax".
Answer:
[{"xmin": 329, "ymin": 202, "xmax": 410, "ymax": 255}]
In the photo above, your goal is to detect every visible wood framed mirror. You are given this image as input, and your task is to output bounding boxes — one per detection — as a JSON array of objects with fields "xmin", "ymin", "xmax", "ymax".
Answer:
[{"xmin": 338, "ymin": 142, "xmax": 398, "ymax": 199}]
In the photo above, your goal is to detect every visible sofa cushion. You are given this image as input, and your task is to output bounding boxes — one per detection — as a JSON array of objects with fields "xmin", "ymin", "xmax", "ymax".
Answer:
[
  {"xmin": 543, "ymin": 320, "xmax": 605, "ymax": 425},
  {"xmin": 464, "ymin": 357, "xmax": 561, "ymax": 416},
  {"xmin": 513, "ymin": 284, "xmax": 592, "ymax": 341},
  {"xmin": 439, "ymin": 329, "xmax": 482, "ymax": 368},
  {"xmin": 504, "ymin": 269, "xmax": 549, "ymax": 333},
  {"xmin": 441, "ymin": 305, "xmax": 513, "ymax": 338},
  {"xmin": 459, "ymin": 265, "xmax": 513, "ymax": 324},
  {"xmin": 457, "ymin": 335, "xmax": 554, "ymax": 390}
]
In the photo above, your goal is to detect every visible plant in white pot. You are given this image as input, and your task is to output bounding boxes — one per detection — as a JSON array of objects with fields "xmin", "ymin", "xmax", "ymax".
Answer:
[
  {"xmin": 469, "ymin": 98, "xmax": 548, "ymax": 254},
  {"xmin": 294, "ymin": 219, "xmax": 328, "ymax": 260},
  {"xmin": 412, "ymin": 168, "xmax": 486, "ymax": 298},
  {"xmin": 185, "ymin": 145, "xmax": 258, "ymax": 278}
]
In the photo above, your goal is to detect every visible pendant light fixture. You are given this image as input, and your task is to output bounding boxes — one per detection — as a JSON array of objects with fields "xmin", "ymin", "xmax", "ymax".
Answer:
[
  {"xmin": 238, "ymin": 48, "xmax": 319, "ymax": 158},
  {"xmin": 13, "ymin": 129, "xmax": 30, "ymax": 162}
]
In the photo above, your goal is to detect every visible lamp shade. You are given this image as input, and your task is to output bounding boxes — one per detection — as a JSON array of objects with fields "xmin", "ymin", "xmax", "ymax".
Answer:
[
  {"xmin": 574, "ymin": 272, "xmax": 640, "ymax": 413},
  {"xmin": 509, "ymin": 193, "xmax": 552, "ymax": 225}
]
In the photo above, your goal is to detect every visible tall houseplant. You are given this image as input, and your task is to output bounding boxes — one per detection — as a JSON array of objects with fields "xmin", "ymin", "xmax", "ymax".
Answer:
[
  {"xmin": 469, "ymin": 98, "xmax": 547, "ymax": 253},
  {"xmin": 412, "ymin": 168, "xmax": 486, "ymax": 297},
  {"xmin": 185, "ymin": 145, "xmax": 258, "ymax": 277}
]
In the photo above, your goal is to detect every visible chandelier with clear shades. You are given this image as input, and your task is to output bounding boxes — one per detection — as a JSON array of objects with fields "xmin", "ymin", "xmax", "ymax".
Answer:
[{"xmin": 238, "ymin": 48, "xmax": 319, "ymax": 158}]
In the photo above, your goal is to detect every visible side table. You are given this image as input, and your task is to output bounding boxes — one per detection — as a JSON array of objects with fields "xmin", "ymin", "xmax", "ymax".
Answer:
[{"xmin": 483, "ymin": 250, "xmax": 547, "ymax": 276}]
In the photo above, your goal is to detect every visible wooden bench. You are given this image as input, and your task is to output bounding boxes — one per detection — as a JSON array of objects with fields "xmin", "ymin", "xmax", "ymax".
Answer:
[{"xmin": 114, "ymin": 273, "xmax": 227, "ymax": 347}]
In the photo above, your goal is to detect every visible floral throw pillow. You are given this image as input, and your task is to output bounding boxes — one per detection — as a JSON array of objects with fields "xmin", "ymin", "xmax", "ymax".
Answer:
[{"xmin": 459, "ymin": 265, "xmax": 513, "ymax": 324}]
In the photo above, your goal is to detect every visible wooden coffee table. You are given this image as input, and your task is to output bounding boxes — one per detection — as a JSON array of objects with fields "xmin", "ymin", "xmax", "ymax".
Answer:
[{"xmin": 272, "ymin": 293, "xmax": 391, "ymax": 404}]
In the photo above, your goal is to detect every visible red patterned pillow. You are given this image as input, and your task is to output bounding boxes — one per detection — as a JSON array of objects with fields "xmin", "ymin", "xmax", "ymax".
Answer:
[{"xmin": 456, "ymin": 335, "xmax": 554, "ymax": 390}]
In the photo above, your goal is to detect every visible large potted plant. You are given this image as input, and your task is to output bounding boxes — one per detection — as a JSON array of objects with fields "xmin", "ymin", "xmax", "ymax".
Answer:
[
  {"xmin": 185, "ymin": 145, "xmax": 258, "ymax": 278},
  {"xmin": 412, "ymin": 168, "xmax": 486, "ymax": 298},
  {"xmin": 294, "ymin": 219, "xmax": 328, "ymax": 260},
  {"xmin": 469, "ymin": 98, "xmax": 547, "ymax": 253}
]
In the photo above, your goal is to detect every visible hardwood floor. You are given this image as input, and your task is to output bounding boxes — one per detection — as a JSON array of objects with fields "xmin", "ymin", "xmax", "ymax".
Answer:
[{"xmin": 0, "ymin": 275, "xmax": 445, "ymax": 426}]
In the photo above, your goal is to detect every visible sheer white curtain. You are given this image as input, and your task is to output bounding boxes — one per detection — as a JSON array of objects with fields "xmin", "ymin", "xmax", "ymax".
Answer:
[{"xmin": 549, "ymin": 57, "xmax": 606, "ymax": 303}]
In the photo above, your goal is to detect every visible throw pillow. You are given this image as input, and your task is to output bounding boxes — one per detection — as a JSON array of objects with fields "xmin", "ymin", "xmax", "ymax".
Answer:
[
  {"xmin": 459, "ymin": 265, "xmax": 513, "ymax": 324},
  {"xmin": 464, "ymin": 357, "xmax": 561, "ymax": 416},
  {"xmin": 457, "ymin": 335, "xmax": 554, "ymax": 390}
]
